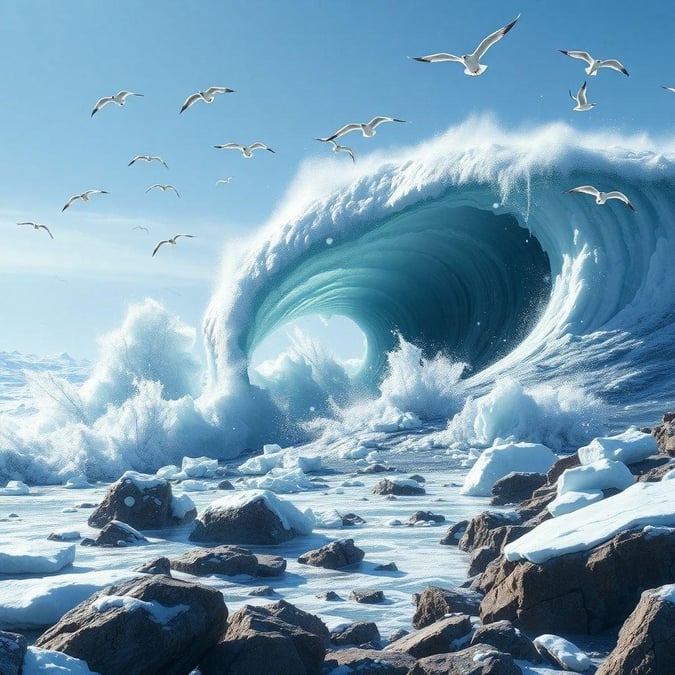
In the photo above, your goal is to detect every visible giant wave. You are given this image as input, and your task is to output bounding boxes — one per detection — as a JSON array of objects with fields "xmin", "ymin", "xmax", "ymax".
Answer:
[{"xmin": 3, "ymin": 118, "xmax": 675, "ymax": 482}]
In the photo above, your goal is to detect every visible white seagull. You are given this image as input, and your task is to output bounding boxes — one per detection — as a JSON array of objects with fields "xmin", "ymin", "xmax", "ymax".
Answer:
[
  {"xmin": 152, "ymin": 234, "xmax": 195, "ymax": 257},
  {"xmin": 409, "ymin": 15, "xmax": 520, "ymax": 76},
  {"xmin": 180, "ymin": 86, "xmax": 235, "ymax": 114},
  {"xmin": 316, "ymin": 116, "xmax": 406, "ymax": 142},
  {"xmin": 569, "ymin": 81, "xmax": 595, "ymax": 112},
  {"xmin": 213, "ymin": 142, "xmax": 275, "ymax": 158},
  {"xmin": 565, "ymin": 185, "xmax": 635, "ymax": 211},
  {"xmin": 216, "ymin": 177, "xmax": 233, "ymax": 185},
  {"xmin": 128, "ymin": 155, "xmax": 168, "ymax": 168},
  {"xmin": 62, "ymin": 189, "xmax": 109, "ymax": 212},
  {"xmin": 559, "ymin": 50, "xmax": 629, "ymax": 77},
  {"xmin": 17, "ymin": 221, "xmax": 53, "ymax": 239},
  {"xmin": 91, "ymin": 91, "xmax": 143, "ymax": 117},
  {"xmin": 323, "ymin": 139, "xmax": 355, "ymax": 162},
  {"xmin": 146, "ymin": 184, "xmax": 180, "ymax": 197},
  {"xmin": 132, "ymin": 225, "xmax": 149, "ymax": 233}
]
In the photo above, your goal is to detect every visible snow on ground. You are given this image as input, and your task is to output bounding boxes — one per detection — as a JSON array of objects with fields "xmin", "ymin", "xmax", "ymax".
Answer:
[
  {"xmin": 557, "ymin": 458, "xmax": 634, "ymax": 495},
  {"xmin": 23, "ymin": 646, "xmax": 100, "ymax": 675},
  {"xmin": 547, "ymin": 490, "xmax": 604, "ymax": 517},
  {"xmin": 577, "ymin": 427, "xmax": 657, "ymax": 465},
  {"xmin": 0, "ymin": 541, "xmax": 75, "ymax": 575},
  {"xmin": 505, "ymin": 480, "xmax": 675, "ymax": 564},
  {"xmin": 460, "ymin": 442, "xmax": 557, "ymax": 496}
]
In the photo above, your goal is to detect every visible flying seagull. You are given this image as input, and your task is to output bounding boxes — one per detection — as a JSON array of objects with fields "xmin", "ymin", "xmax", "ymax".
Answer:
[
  {"xmin": 213, "ymin": 142, "xmax": 275, "ymax": 158},
  {"xmin": 91, "ymin": 91, "xmax": 143, "ymax": 117},
  {"xmin": 152, "ymin": 234, "xmax": 195, "ymax": 257},
  {"xmin": 216, "ymin": 177, "xmax": 233, "ymax": 185},
  {"xmin": 559, "ymin": 50, "xmax": 629, "ymax": 77},
  {"xmin": 565, "ymin": 185, "xmax": 635, "ymax": 211},
  {"xmin": 180, "ymin": 86, "xmax": 235, "ymax": 114},
  {"xmin": 570, "ymin": 81, "xmax": 595, "ymax": 112},
  {"xmin": 62, "ymin": 189, "xmax": 109, "ymax": 212},
  {"xmin": 132, "ymin": 225, "xmax": 149, "ymax": 233},
  {"xmin": 146, "ymin": 184, "xmax": 180, "ymax": 197},
  {"xmin": 17, "ymin": 222, "xmax": 53, "ymax": 239},
  {"xmin": 409, "ymin": 14, "xmax": 520, "ymax": 76},
  {"xmin": 323, "ymin": 139, "xmax": 355, "ymax": 162},
  {"xmin": 316, "ymin": 116, "xmax": 406, "ymax": 142},
  {"xmin": 128, "ymin": 155, "xmax": 168, "ymax": 168}
]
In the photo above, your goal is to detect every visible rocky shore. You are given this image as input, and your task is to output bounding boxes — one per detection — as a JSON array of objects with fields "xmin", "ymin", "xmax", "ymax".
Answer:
[{"xmin": 1, "ymin": 416, "xmax": 675, "ymax": 674}]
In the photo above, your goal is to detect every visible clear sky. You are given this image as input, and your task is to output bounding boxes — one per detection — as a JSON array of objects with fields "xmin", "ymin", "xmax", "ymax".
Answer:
[{"xmin": 1, "ymin": 0, "xmax": 674, "ymax": 363}]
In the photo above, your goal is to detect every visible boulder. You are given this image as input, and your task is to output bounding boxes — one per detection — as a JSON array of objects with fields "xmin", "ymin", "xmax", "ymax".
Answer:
[
  {"xmin": 458, "ymin": 512, "xmax": 521, "ymax": 553},
  {"xmin": 34, "ymin": 575, "xmax": 227, "ymax": 675},
  {"xmin": 199, "ymin": 601, "xmax": 328, "ymax": 675},
  {"xmin": 385, "ymin": 615, "xmax": 471, "ymax": 658},
  {"xmin": 467, "ymin": 525, "xmax": 534, "ymax": 576},
  {"xmin": 440, "ymin": 520, "xmax": 469, "ymax": 546},
  {"xmin": 88, "ymin": 472, "xmax": 177, "ymax": 530},
  {"xmin": 350, "ymin": 588, "xmax": 384, "ymax": 604},
  {"xmin": 331, "ymin": 621, "xmax": 381, "ymax": 646},
  {"xmin": 134, "ymin": 556, "xmax": 172, "ymax": 575},
  {"xmin": 597, "ymin": 585, "xmax": 675, "ymax": 675},
  {"xmin": 546, "ymin": 454, "xmax": 581, "ymax": 484},
  {"xmin": 480, "ymin": 529, "xmax": 675, "ymax": 634},
  {"xmin": 92, "ymin": 520, "xmax": 148, "ymax": 547},
  {"xmin": 651, "ymin": 413, "xmax": 675, "ymax": 456},
  {"xmin": 409, "ymin": 511, "xmax": 446, "ymax": 525},
  {"xmin": 256, "ymin": 554, "xmax": 287, "ymax": 577},
  {"xmin": 533, "ymin": 634, "xmax": 591, "ymax": 672},
  {"xmin": 170, "ymin": 546, "xmax": 260, "ymax": 577},
  {"xmin": 490, "ymin": 472, "xmax": 547, "ymax": 506},
  {"xmin": 341, "ymin": 512, "xmax": 366, "ymax": 526},
  {"xmin": 323, "ymin": 648, "xmax": 415, "ymax": 674},
  {"xmin": 316, "ymin": 591, "xmax": 342, "ymax": 601},
  {"xmin": 372, "ymin": 478, "xmax": 425, "ymax": 496},
  {"xmin": 470, "ymin": 620, "xmax": 540, "ymax": 662},
  {"xmin": 637, "ymin": 460, "xmax": 674, "ymax": 482},
  {"xmin": 413, "ymin": 586, "xmax": 482, "ymax": 628},
  {"xmin": 408, "ymin": 643, "xmax": 522, "ymax": 675},
  {"xmin": 298, "ymin": 538, "xmax": 364, "ymax": 569},
  {"xmin": 0, "ymin": 631, "xmax": 27, "ymax": 675}
]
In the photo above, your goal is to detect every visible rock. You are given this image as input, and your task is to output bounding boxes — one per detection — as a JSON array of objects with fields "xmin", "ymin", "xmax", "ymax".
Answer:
[
  {"xmin": 440, "ymin": 520, "xmax": 469, "ymax": 546},
  {"xmin": 409, "ymin": 511, "xmax": 446, "ymax": 525},
  {"xmin": 480, "ymin": 529, "xmax": 675, "ymax": 634},
  {"xmin": 93, "ymin": 520, "xmax": 148, "ymax": 547},
  {"xmin": 323, "ymin": 647, "xmax": 415, "ymax": 674},
  {"xmin": 47, "ymin": 530, "xmax": 81, "ymax": 542},
  {"xmin": 199, "ymin": 601, "xmax": 328, "ymax": 675},
  {"xmin": 467, "ymin": 525, "xmax": 534, "ymax": 576},
  {"xmin": 190, "ymin": 491, "xmax": 311, "ymax": 545},
  {"xmin": 374, "ymin": 562, "xmax": 398, "ymax": 571},
  {"xmin": 88, "ymin": 471, "xmax": 175, "ymax": 530},
  {"xmin": 384, "ymin": 615, "xmax": 472, "ymax": 658},
  {"xmin": 350, "ymin": 588, "xmax": 384, "ymax": 604},
  {"xmin": 514, "ymin": 489, "xmax": 556, "ymax": 525},
  {"xmin": 490, "ymin": 472, "xmax": 547, "ymax": 506},
  {"xmin": 652, "ymin": 414, "xmax": 675, "ymax": 456},
  {"xmin": 597, "ymin": 585, "xmax": 675, "ymax": 675},
  {"xmin": 341, "ymin": 512, "xmax": 366, "ymax": 526},
  {"xmin": 34, "ymin": 574, "xmax": 227, "ymax": 675},
  {"xmin": 298, "ymin": 538, "xmax": 364, "ymax": 569},
  {"xmin": 218, "ymin": 480, "xmax": 235, "ymax": 490},
  {"xmin": 546, "ymin": 454, "xmax": 581, "ymax": 485},
  {"xmin": 0, "ymin": 631, "xmax": 27, "ymax": 675},
  {"xmin": 637, "ymin": 460, "xmax": 674, "ymax": 482},
  {"xmin": 249, "ymin": 586, "xmax": 276, "ymax": 597},
  {"xmin": 413, "ymin": 586, "xmax": 482, "ymax": 628},
  {"xmin": 331, "ymin": 621, "xmax": 381, "ymax": 646},
  {"xmin": 372, "ymin": 478, "xmax": 425, "ymax": 496},
  {"xmin": 134, "ymin": 556, "xmax": 172, "ymax": 575},
  {"xmin": 388, "ymin": 629, "xmax": 409, "ymax": 643},
  {"xmin": 458, "ymin": 512, "xmax": 521, "ymax": 552},
  {"xmin": 408, "ymin": 643, "xmax": 522, "ymax": 675},
  {"xmin": 408, "ymin": 474, "xmax": 426, "ymax": 483},
  {"xmin": 470, "ymin": 620, "xmax": 540, "ymax": 663},
  {"xmin": 256, "ymin": 554, "xmax": 287, "ymax": 577},
  {"xmin": 316, "ymin": 590, "xmax": 342, "ymax": 601},
  {"xmin": 358, "ymin": 463, "xmax": 396, "ymax": 474},
  {"xmin": 170, "ymin": 545, "xmax": 260, "ymax": 577}
]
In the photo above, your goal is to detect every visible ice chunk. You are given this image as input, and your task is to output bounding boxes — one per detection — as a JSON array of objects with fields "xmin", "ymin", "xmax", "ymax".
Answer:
[
  {"xmin": 578, "ymin": 427, "xmax": 658, "ymax": 466},
  {"xmin": 557, "ymin": 458, "xmax": 634, "ymax": 496},
  {"xmin": 547, "ymin": 490, "xmax": 604, "ymax": 517},
  {"xmin": 0, "ymin": 541, "xmax": 76, "ymax": 575}
]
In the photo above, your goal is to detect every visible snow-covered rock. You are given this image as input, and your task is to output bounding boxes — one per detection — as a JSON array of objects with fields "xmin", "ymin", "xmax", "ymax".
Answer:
[
  {"xmin": 23, "ymin": 647, "xmax": 100, "ymax": 675},
  {"xmin": 557, "ymin": 458, "xmax": 634, "ymax": 496},
  {"xmin": 547, "ymin": 489, "xmax": 604, "ymax": 517},
  {"xmin": 533, "ymin": 634, "xmax": 591, "ymax": 672},
  {"xmin": 461, "ymin": 442, "xmax": 557, "ymax": 497},
  {"xmin": 578, "ymin": 427, "xmax": 658, "ymax": 466}
]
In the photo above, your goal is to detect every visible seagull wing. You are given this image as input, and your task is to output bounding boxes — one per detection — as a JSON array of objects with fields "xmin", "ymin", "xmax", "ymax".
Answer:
[
  {"xmin": 560, "ymin": 50, "xmax": 594, "ymax": 66},
  {"xmin": 473, "ymin": 14, "xmax": 520, "ymax": 59},
  {"xmin": 174, "ymin": 234, "xmax": 195, "ymax": 241},
  {"xmin": 249, "ymin": 142, "xmax": 275, "ymax": 153},
  {"xmin": 17, "ymin": 222, "xmax": 35, "ymax": 226},
  {"xmin": 128, "ymin": 155, "xmax": 143, "ymax": 166},
  {"xmin": 577, "ymin": 81, "xmax": 588, "ymax": 105},
  {"xmin": 368, "ymin": 116, "xmax": 406, "ymax": 128},
  {"xmin": 146, "ymin": 184, "xmax": 161, "ymax": 192},
  {"xmin": 322, "ymin": 123, "xmax": 362, "ymax": 141},
  {"xmin": 214, "ymin": 143, "xmax": 244, "ymax": 150},
  {"xmin": 153, "ymin": 156, "xmax": 168, "ymax": 168},
  {"xmin": 62, "ymin": 195, "xmax": 79, "ymax": 211},
  {"xmin": 662, "ymin": 86, "xmax": 675, "ymax": 93},
  {"xmin": 342, "ymin": 146, "xmax": 356, "ymax": 163},
  {"xmin": 91, "ymin": 96, "xmax": 114, "ymax": 117},
  {"xmin": 168, "ymin": 186, "xmax": 180, "ymax": 197},
  {"xmin": 152, "ymin": 240, "xmax": 170, "ymax": 257},
  {"xmin": 39, "ymin": 225, "xmax": 54, "ymax": 239},
  {"xmin": 605, "ymin": 191, "xmax": 635, "ymax": 211},
  {"xmin": 204, "ymin": 86, "xmax": 235, "ymax": 96},
  {"xmin": 117, "ymin": 91, "xmax": 143, "ymax": 100},
  {"xmin": 180, "ymin": 93, "xmax": 203, "ymax": 113},
  {"xmin": 566, "ymin": 185, "xmax": 600, "ymax": 197},
  {"xmin": 409, "ymin": 53, "xmax": 462, "ymax": 63},
  {"xmin": 85, "ymin": 189, "xmax": 108, "ymax": 196},
  {"xmin": 598, "ymin": 59, "xmax": 629, "ymax": 76}
]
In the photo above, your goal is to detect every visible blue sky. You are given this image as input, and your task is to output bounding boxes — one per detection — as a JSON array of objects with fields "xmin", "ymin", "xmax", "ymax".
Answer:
[{"xmin": 1, "ymin": 0, "xmax": 674, "ymax": 362}]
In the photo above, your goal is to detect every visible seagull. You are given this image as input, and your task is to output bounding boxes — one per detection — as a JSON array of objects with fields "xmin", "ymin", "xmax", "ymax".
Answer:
[
  {"xmin": 91, "ymin": 91, "xmax": 143, "ymax": 117},
  {"xmin": 62, "ymin": 189, "xmax": 109, "ymax": 212},
  {"xmin": 213, "ymin": 142, "xmax": 275, "ymax": 158},
  {"xmin": 324, "ymin": 139, "xmax": 355, "ymax": 162},
  {"xmin": 152, "ymin": 234, "xmax": 195, "ymax": 257},
  {"xmin": 180, "ymin": 86, "xmax": 235, "ymax": 114},
  {"xmin": 559, "ymin": 50, "xmax": 629, "ymax": 77},
  {"xmin": 409, "ymin": 14, "xmax": 520, "ymax": 76},
  {"xmin": 565, "ymin": 185, "xmax": 635, "ymax": 211},
  {"xmin": 146, "ymin": 184, "xmax": 180, "ymax": 197},
  {"xmin": 132, "ymin": 225, "xmax": 149, "ymax": 233},
  {"xmin": 569, "ymin": 81, "xmax": 595, "ymax": 112},
  {"xmin": 17, "ymin": 222, "xmax": 53, "ymax": 239},
  {"xmin": 662, "ymin": 86, "xmax": 675, "ymax": 93},
  {"xmin": 128, "ymin": 155, "xmax": 168, "ymax": 168},
  {"xmin": 316, "ymin": 116, "xmax": 407, "ymax": 142},
  {"xmin": 216, "ymin": 177, "xmax": 233, "ymax": 185}
]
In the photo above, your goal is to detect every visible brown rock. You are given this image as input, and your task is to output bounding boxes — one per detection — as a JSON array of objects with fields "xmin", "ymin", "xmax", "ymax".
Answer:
[
  {"xmin": 372, "ymin": 478, "xmax": 425, "ymax": 496},
  {"xmin": 255, "ymin": 554, "xmax": 287, "ymax": 577},
  {"xmin": 470, "ymin": 620, "xmax": 540, "ymax": 663},
  {"xmin": 350, "ymin": 588, "xmax": 385, "ymax": 604},
  {"xmin": 170, "ymin": 545, "xmax": 259, "ymax": 577},
  {"xmin": 490, "ymin": 472, "xmax": 547, "ymax": 506},
  {"xmin": 35, "ymin": 575, "xmax": 227, "ymax": 675},
  {"xmin": 413, "ymin": 586, "xmax": 482, "ymax": 628},
  {"xmin": 408, "ymin": 643, "xmax": 522, "ymax": 675},
  {"xmin": 331, "ymin": 621, "xmax": 381, "ymax": 646},
  {"xmin": 409, "ymin": 511, "xmax": 446, "ymax": 525},
  {"xmin": 637, "ymin": 460, "xmax": 674, "ymax": 482},
  {"xmin": 458, "ymin": 512, "xmax": 522, "ymax": 553},
  {"xmin": 546, "ymin": 454, "xmax": 580, "ymax": 485},
  {"xmin": 467, "ymin": 525, "xmax": 534, "ymax": 576},
  {"xmin": 385, "ymin": 615, "xmax": 471, "ymax": 658},
  {"xmin": 134, "ymin": 556, "xmax": 171, "ymax": 575},
  {"xmin": 440, "ymin": 520, "xmax": 469, "ymax": 546},
  {"xmin": 298, "ymin": 538, "xmax": 364, "ymax": 569},
  {"xmin": 92, "ymin": 520, "xmax": 147, "ymax": 547},
  {"xmin": 652, "ymin": 414, "xmax": 675, "ymax": 456},
  {"xmin": 325, "ymin": 647, "xmax": 415, "ymax": 674},
  {"xmin": 0, "ymin": 631, "xmax": 27, "ymax": 675},
  {"xmin": 597, "ymin": 587, "xmax": 675, "ymax": 675}
]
